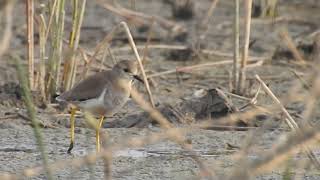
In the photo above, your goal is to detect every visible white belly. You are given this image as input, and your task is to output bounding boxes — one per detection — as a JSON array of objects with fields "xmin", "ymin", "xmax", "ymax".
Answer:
[{"xmin": 77, "ymin": 89, "xmax": 106, "ymax": 110}]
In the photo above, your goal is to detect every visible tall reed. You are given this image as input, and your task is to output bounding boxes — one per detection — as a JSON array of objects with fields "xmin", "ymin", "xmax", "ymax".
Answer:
[
  {"xmin": 46, "ymin": 0, "xmax": 65, "ymax": 100},
  {"xmin": 63, "ymin": 0, "xmax": 87, "ymax": 91}
]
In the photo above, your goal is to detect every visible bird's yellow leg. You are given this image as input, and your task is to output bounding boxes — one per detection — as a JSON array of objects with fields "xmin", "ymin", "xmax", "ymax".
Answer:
[
  {"xmin": 96, "ymin": 116, "xmax": 105, "ymax": 152},
  {"xmin": 67, "ymin": 108, "xmax": 77, "ymax": 154}
]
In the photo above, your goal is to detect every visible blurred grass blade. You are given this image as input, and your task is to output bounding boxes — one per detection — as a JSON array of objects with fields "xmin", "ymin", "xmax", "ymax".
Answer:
[{"xmin": 14, "ymin": 55, "xmax": 53, "ymax": 180}]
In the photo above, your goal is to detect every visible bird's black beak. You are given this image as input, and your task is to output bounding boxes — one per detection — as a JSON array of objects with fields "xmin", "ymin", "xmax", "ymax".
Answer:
[{"xmin": 133, "ymin": 75, "xmax": 144, "ymax": 84}]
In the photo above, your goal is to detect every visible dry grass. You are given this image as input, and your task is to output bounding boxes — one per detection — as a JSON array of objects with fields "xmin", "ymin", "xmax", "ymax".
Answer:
[
  {"xmin": 0, "ymin": 0, "xmax": 14, "ymax": 58},
  {"xmin": 0, "ymin": 0, "xmax": 319, "ymax": 180},
  {"xmin": 237, "ymin": 0, "xmax": 253, "ymax": 94},
  {"xmin": 279, "ymin": 28, "xmax": 306, "ymax": 65},
  {"xmin": 26, "ymin": 0, "xmax": 35, "ymax": 90}
]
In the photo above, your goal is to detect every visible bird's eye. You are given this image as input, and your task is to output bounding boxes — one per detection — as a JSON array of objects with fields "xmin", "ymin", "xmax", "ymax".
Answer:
[{"xmin": 123, "ymin": 68, "xmax": 129, "ymax": 73}]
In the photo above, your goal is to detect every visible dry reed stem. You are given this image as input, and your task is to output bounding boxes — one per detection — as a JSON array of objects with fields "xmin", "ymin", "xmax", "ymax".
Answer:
[
  {"xmin": 119, "ymin": 21, "xmax": 156, "ymax": 107},
  {"xmin": 78, "ymin": 47, "xmax": 89, "ymax": 64},
  {"xmin": 112, "ymin": 44, "xmax": 268, "ymax": 59},
  {"xmin": 130, "ymin": 88, "xmax": 172, "ymax": 128},
  {"xmin": 70, "ymin": 0, "xmax": 87, "ymax": 88},
  {"xmin": 54, "ymin": 2, "xmax": 65, "ymax": 91},
  {"xmin": 201, "ymin": 0, "xmax": 219, "ymax": 26},
  {"xmin": 63, "ymin": 0, "xmax": 86, "ymax": 90},
  {"xmin": 300, "ymin": 69, "xmax": 320, "ymax": 126},
  {"xmin": 255, "ymin": 75, "xmax": 298, "ymax": 129},
  {"xmin": 81, "ymin": 23, "xmax": 121, "ymax": 79},
  {"xmin": 239, "ymin": 84, "xmax": 261, "ymax": 110},
  {"xmin": 238, "ymin": 0, "xmax": 253, "ymax": 94},
  {"xmin": 233, "ymin": 0, "xmax": 240, "ymax": 91},
  {"xmin": 224, "ymin": 91, "xmax": 252, "ymax": 101},
  {"xmin": 46, "ymin": 0, "xmax": 65, "ymax": 98},
  {"xmin": 69, "ymin": 0, "xmax": 79, "ymax": 49},
  {"xmin": 44, "ymin": 0, "xmax": 58, "ymax": 42},
  {"xmin": 255, "ymin": 74, "xmax": 320, "ymax": 168},
  {"xmin": 26, "ymin": 0, "xmax": 35, "ymax": 90},
  {"xmin": 148, "ymin": 58, "xmax": 264, "ymax": 78},
  {"xmin": 38, "ymin": 13, "xmax": 47, "ymax": 100},
  {"xmin": 290, "ymin": 69, "xmax": 311, "ymax": 90},
  {"xmin": 0, "ymin": 0, "xmax": 14, "ymax": 58},
  {"xmin": 279, "ymin": 29, "xmax": 306, "ymax": 64}
]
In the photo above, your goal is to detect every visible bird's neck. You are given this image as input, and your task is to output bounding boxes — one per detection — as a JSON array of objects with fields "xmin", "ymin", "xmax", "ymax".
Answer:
[{"xmin": 115, "ymin": 78, "xmax": 132, "ymax": 93}]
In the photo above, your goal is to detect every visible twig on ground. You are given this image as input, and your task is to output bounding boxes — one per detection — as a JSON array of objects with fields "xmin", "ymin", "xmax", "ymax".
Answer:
[{"xmin": 148, "ymin": 58, "xmax": 265, "ymax": 78}]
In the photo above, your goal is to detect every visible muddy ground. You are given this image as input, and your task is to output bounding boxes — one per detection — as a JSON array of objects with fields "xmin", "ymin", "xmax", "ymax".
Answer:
[{"xmin": 0, "ymin": 0, "xmax": 320, "ymax": 179}]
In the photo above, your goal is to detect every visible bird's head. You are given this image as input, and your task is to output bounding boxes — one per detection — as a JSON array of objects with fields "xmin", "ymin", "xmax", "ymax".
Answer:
[{"xmin": 113, "ymin": 60, "xmax": 143, "ymax": 83}]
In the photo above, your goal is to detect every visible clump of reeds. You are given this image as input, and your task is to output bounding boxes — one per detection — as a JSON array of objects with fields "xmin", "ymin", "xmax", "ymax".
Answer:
[{"xmin": 28, "ymin": 0, "xmax": 87, "ymax": 102}]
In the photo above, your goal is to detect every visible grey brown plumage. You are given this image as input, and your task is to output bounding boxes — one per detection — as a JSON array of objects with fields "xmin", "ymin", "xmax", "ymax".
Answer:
[
  {"xmin": 56, "ymin": 60, "xmax": 140, "ymax": 153},
  {"xmin": 56, "ymin": 60, "xmax": 138, "ymax": 116}
]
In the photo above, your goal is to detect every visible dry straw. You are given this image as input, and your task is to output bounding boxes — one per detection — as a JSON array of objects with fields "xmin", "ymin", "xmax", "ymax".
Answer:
[
  {"xmin": 2, "ymin": 1, "xmax": 320, "ymax": 179},
  {"xmin": 238, "ymin": 0, "xmax": 253, "ymax": 94},
  {"xmin": 233, "ymin": 0, "xmax": 240, "ymax": 91},
  {"xmin": 63, "ymin": 0, "xmax": 87, "ymax": 91},
  {"xmin": 279, "ymin": 28, "xmax": 307, "ymax": 64},
  {"xmin": 26, "ymin": 0, "xmax": 35, "ymax": 90},
  {"xmin": 0, "ymin": 0, "xmax": 14, "ymax": 58},
  {"xmin": 255, "ymin": 75, "xmax": 320, "ymax": 168}
]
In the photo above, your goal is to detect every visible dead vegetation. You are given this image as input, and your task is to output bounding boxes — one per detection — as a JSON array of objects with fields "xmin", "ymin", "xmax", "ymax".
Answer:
[{"xmin": 0, "ymin": 0, "xmax": 320, "ymax": 179}]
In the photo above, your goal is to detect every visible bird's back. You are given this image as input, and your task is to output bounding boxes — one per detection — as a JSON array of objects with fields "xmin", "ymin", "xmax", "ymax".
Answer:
[
  {"xmin": 56, "ymin": 70, "xmax": 132, "ymax": 116},
  {"xmin": 56, "ymin": 70, "xmax": 112, "ymax": 102}
]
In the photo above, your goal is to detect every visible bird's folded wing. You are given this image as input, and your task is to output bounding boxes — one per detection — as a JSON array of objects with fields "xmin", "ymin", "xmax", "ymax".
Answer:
[{"xmin": 57, "ymin": 72, "xmax": 110, "ymax": 102}]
